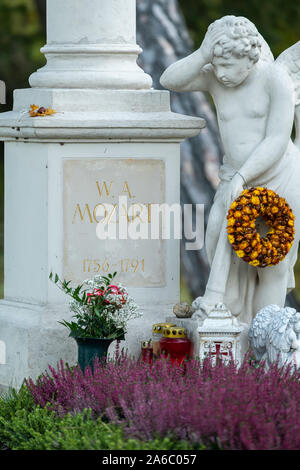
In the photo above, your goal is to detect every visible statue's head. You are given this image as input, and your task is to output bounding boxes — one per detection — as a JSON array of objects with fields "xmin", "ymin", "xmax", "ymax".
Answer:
[{"xmin": 208, "ymin": 16, "xmax": 261, "ymax": 87}]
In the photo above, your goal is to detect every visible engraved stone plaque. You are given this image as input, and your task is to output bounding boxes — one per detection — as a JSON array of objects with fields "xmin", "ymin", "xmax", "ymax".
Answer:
[{"xmin": 63, "ymin": 158, "xmax": 166, "ymax": 287}]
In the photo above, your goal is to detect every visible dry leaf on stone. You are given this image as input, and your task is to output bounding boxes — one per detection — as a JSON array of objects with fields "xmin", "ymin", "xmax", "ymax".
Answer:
[{"xmin": 29, "ymin": 104, "xmax": 56, "ymax": 117}]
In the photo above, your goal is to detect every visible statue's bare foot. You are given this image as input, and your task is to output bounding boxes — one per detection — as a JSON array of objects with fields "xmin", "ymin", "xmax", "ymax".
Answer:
[{"xmin": 191, "ymin": 296, "xmax": 216, "ymax": 322}]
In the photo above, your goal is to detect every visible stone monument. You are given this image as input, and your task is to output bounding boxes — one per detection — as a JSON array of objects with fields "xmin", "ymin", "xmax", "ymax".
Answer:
[
  {"xmin": 161, "ymin": 16, "xmax": 300, "ymax": 331},
  {"xmin": 0, "ymin": 0, "xmax": 204, "ymax": 390}
]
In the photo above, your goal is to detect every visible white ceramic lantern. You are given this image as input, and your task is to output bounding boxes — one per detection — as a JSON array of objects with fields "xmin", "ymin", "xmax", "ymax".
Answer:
[{"xmin": 197, "ymin": 303, "xmax": 243, "ymax": 366}]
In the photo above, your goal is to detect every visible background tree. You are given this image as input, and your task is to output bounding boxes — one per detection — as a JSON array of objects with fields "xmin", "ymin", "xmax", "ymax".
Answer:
[
  {"xmin": 179, "ymin": 0, "xmax": 300, "ymax": 59},
  {"xmin": 0, "ymin": 0, "xmax": 44, "ymax": 110},
  {"xmin": 136, "ymin": 0, "xmax": 223, "ymax": 299}
]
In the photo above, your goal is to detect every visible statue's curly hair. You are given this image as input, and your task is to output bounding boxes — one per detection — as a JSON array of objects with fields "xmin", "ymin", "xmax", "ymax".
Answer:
[{"xmin": 208, "ymin": 15, "xmax": 261, "ymax": 63}]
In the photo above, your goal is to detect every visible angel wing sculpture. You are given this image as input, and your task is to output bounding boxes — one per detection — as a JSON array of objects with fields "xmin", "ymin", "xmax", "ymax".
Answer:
[
  {"xmin": 275, "ymin": 42, "xmax": 300, "ymax": 149},
  {"xmin": 249, "ymin": 305, "xmax": 300, "ymax": 369}
]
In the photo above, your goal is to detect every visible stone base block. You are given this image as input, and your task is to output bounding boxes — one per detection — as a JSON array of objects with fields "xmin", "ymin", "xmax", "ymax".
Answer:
[
  {"xmin": 0, "ymin": 300, "xmax": 77, "ymax": 390},
  {"xmin": 0, "ymin": 300, "xmax": 175, "ymax": 390}
]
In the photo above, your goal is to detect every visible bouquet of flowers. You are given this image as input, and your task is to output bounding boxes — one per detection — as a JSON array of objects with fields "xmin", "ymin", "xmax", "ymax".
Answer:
[{"xmin": 49, "ymin": 272, "xmax": 142, "ymax": 339}]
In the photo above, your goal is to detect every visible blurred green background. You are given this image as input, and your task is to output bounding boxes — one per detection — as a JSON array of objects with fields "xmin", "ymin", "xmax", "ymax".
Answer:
[{"xmin": 0, "ymin": 0, "xmax": 300, "ymax": 301}]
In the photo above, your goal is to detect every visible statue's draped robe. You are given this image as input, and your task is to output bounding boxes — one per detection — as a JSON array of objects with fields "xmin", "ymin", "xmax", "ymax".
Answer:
[{"xmin": 205, "ymin": 140, "xmax": 300, "ymax": 324}]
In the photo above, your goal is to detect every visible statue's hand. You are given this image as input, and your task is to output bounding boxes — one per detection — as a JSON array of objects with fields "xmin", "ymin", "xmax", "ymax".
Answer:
[
  {"xmin": 200, "ymin": 27, "xmax": 227, "ymax": 64},
  {"xmin": 224, "ymin": 173, "xmax": 245, "ymax": 209},
  {"xmin": 292, "ymin": 340, "xmax": 300, "ymax": 351},
  {"xmin": 290, "ymin": 330, "xmax": 300, "ymax": 350}
]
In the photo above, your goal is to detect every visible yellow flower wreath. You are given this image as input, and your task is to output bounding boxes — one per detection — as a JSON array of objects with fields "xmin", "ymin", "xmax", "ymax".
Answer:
[{"xmin": 227, "ymin": 187, "xmax": 295, "ymax": 268}]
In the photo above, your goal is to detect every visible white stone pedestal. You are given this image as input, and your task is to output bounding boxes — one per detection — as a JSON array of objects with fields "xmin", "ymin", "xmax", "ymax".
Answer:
[{"xmin": 0, "ymin": 0, "xmax": 204, "ymax": 389}]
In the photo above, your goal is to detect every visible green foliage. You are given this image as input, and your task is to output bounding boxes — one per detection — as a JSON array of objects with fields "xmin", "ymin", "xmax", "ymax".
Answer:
[
  {"xmin": 0, "ymin": 395, "xmax": 205, "ymax": 450},
  {"xmin": 0, "ymin": 385, "xmax": 35, "ymax": 449},
  {"xmin": 0, "ymin": 0, "xmax": 45, "ymax": 110},
  {"xmin": 178, "ymin": 0, "xmax": 300, "ymax": 58},
  {"xmin": 0, "ymin": 385, "xmax": 34, "ymax": 420},
  {"xmin": 49, "ymin": 272, "xmax": 125, "ymax": 339}
]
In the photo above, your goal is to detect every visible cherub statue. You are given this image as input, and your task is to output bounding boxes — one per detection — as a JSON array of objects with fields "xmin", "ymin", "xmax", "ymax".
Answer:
[
  {"xmin": 160, "ymin": 16, "xmax": 300, "ymax": 325},
  {"xmin": 249, "ymin": 304, "xmax": 300, "ymax": 369}
]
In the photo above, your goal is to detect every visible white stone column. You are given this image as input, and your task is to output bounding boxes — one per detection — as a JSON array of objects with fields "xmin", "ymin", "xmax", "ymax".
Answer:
[
  {"xmin": 29, "ymin": 0, "xmax": 152, "ymax": 90},
  {"xmin": 0, "ymin": 0, "xmax": 205, "ymax": 390}
]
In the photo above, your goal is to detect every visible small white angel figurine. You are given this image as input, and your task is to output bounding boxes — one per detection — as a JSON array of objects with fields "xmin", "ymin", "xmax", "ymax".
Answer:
[
  {"xmin": 160, "ymin": 16, "xmax": 300, "ymax": 324},
  {"xmin": 249, "ymin": 304, "xmax": 300, "ymax": 369}
]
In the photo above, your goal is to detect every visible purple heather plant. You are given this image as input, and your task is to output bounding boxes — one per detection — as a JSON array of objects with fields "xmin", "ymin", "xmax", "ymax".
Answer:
[{"xmin": 25, "ymin": 355, "xmax": 300, "ymax": 450}]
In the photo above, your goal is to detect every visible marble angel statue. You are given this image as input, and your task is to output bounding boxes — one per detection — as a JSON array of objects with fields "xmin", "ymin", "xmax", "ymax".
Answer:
[
  {"xmin": 160, "ymin": 15, "xmax": 300, "ymax": 325},
  {"xmin": 249, "ymin": 304, "xmax": 300, "ymax": 369}
]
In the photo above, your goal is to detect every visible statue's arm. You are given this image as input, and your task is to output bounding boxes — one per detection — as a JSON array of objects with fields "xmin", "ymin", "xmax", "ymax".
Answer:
[
  {"xmin": 160, "ymin": 27, "xmax": 226, "ymax": 93},
  {"xmin": 160, "ymin": 49, "xmax": 212, "ymax": 92},
  {"xmin": 238, "ymin": 65, "xmax": 295, "ymax": 183}
]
